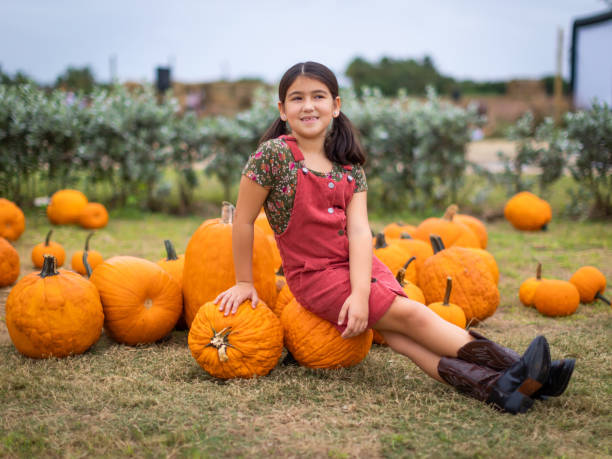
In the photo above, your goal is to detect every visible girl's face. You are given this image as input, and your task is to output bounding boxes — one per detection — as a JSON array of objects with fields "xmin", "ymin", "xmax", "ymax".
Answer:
[{"xmin": 278, "ymin": 76, "xmax": 341, "ymax": 141}]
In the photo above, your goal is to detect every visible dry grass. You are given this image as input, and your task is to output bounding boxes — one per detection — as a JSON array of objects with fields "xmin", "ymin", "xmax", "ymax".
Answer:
[{"xmin": 1, "ymin": 213, "xmax": 611, "ymax": 458}]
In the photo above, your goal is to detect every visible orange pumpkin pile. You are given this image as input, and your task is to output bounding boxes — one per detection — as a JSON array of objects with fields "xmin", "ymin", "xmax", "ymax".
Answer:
[{"xmin": 46, "ymin": 189, "xmax": 109, "ymax": 229}]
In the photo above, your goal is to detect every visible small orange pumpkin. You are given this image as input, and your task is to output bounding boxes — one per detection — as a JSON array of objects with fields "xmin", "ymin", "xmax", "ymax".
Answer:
[
  {"xmin": 188, "ymin": 300, "xmax": 284, "ymax": 379},
  {"xmin": 393, "ymin": 234, "xmax": 434, "ymax": 285},
  {"xmin": 383, "ymin": 221, "xmax": 417, "ymax": 240},
  {"xmin": 395, "ymin": 258, "xmax": 426, "ymax": 304},
  {"xmin": 0, "ymin": 198, "xmax": 26, "ymax": 241},
  {"xmin": 519, "ymin": 262, "xmax": 544, "ymax": 307},
  {"xmin": 71, "ymin": 232, "xmax": 104, "ymax": 275},
  {"xmin": 90, "ymin": 256, "xmax": 182, "ymax": 345},
  {"xmin": 504, "ymin": 191, "xmax": 552, "ymax": 231},
  {"xmin": 0, "ymin": 237, "xmax": 20, "ymax": 287},
  {"xmin": 46, "ymin": 189, "xmax": 88, "ymax": 225},
  {"xmin": 281, "ymin": 298, "xmax": 373, "ymax": 369},
  {"xmin": 413, "ymin": 205, "xmax": 481, "ymax": 249},
  {"xmin": 533, "ymin": 280, "xmax": 580, "ymax": 317},
  {"xmin": 31, "ymin": 230, "xmax": 66, "ymax": 268},
  {"xmin": 427, "ymin": 277, "xmax": 467, "ymax": 328},
  {"xmin": 78, "ymin": 202, "xmax": 109, "ymax": 229},
  {"xmin": 5, "ymin": 255, "xmax": 104, "ymax": 358},
  {"xmin": 373, "ymin": 233, "xmax": 410, "ymax": 276},
  {"xmin": 569, "ymin": 266, "xmax": 609, "ymax": 305}
]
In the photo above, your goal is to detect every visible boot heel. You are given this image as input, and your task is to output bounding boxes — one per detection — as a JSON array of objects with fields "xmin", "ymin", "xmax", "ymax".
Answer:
[
  {"xmin": 504, "ymin": 390, "xmax": 534, "ymax": 414},
  {"xmin": 517, "ymin": 378, "xmax": 543, "ymax": 396}
]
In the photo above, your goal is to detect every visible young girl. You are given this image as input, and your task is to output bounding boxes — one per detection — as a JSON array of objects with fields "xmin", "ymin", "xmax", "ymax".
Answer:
[{"xmin": 214, "ymin": 61, "xmax": 574, "ymax": 414}]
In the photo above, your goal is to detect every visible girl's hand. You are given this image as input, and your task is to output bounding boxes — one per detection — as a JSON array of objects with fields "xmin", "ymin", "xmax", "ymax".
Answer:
[
  {"xmin": 338, "ymin": 293, "xmax": 369, "ymax": 339},
  {"xmin": 214, "ymin": 282, "xmax": 259, "ymax": 316}
]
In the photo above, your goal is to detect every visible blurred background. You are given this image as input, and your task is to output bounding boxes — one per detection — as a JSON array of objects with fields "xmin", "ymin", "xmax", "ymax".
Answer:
[{"xmin": 1, "ymin": 0, "xmax": 611, "ymax": 218}]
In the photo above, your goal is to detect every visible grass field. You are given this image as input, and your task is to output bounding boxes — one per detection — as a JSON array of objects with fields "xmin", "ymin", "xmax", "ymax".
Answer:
[{"xmin": 1, "ymin": 210, "xmax": 610, "ymax": 458}]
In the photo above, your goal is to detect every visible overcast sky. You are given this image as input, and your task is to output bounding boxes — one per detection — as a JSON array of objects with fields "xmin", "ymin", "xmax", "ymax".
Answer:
[{"xmin": 1, "ymin": 0, "xmax": 609, "ymax": 86}]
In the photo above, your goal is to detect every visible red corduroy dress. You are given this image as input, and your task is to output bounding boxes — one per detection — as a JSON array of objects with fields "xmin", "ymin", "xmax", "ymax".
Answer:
[{"xmin": 275, "ymin": 135, "xmax": 407, "ymax": 332}]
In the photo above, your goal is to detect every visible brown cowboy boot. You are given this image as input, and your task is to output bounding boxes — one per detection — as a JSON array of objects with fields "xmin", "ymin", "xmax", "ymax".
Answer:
[
  {"xmin": 438, "ymin": 335, "xmax": 551, "ymax": 414},
  {"xmin": 458, "ymin": 330, "xmax": 575, "ymax": 399}
]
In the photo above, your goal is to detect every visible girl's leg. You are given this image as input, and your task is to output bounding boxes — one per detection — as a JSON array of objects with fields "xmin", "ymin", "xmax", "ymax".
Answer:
[
  {"xmin": 374, "ymin": 296, "xmax": 473, "ymax": 357},
  {"xmin": 380, "ymin": 330, "xmax": 444, "ymax": 383}
]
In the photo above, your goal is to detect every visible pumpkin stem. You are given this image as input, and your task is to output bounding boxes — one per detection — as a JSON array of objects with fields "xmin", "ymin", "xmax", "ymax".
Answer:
[
  {"xmin": 164, "ymin": 239, "xmax": 178, "ymax": 260},
  {"xmin": 205, "ymin": 326, "xmax": 242, "ymax": 363},
  {"xmin": 400, "ymin": 232, "xmax": 412, "ymax": 239},
  {"xmin": 83, "ymin": 251, "xmax": 92, "ymax": 278},
  {"xmin": 221, "ymin": 201, "xmax": 235, "ymax": 224},
  {"xmin": 595, "ymin": 292, "xmax": 611, "ymax": 306},
  {"xmin": 536, "ymin": 262, "xmax": 542, "ymax": 280},
  {"xmin": 403, "ymin": 256, "xmax": 416, "ymax": 270},
  {"xmin": 84, "ymin": 231, "xmax": 95, "ymax": 252},
  {"xmin": 443, "ymin": 204, "xmax": 459, "ymax": 221},
  {"xmin": 375, "ymin": 233, "xmax": 387, "ymax": 249},
  {"xmin": 276, "ymin": 265, "xmax": 284, "ymax": 276},
  {"xmin": 39, "ymin": 255, "xmax": 59, "ymax": 278},
  {"xmin": 430, "ymin": 234, "xmax": 445, "ymax": 254},
  {"xmin": 44, "ymin": 229, "xmax": 53, "ymax": 246},
  {"xmin": 395, "ymin": 268, "xmax": 406, "ymax": 287},
  {"xmin": 443, "ymin": 277, "xmax": 453, "ymax": 305}
]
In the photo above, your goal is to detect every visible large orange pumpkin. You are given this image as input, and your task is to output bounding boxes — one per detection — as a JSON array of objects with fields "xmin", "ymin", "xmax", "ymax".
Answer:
[
  {"xmin": 46, "ymin": 189, "xmax": 88, "ymax": 225},
  {"xmin": 0, "ymin": 198, "xmax": 25, "ymax": 241},
  {"xmin": 78, "ymin": 202, "xmax": 109, "ymax": 229},
  {"xmin": 454, "ymin": 214, "xmax": 488, "ymax": 249},
  {"xmin": 71, "ymin": 232, "xmax": 104, "ymax": 275},
  {"xmin": 413, "ymin": 205, "xmax": 480, "ymax": 249},
  {"xmin": 504, "ymin": 191, "xmax": 552, "ymax": 231},
  {"xmin": 183, "ymin": 202, "xmax": 277, "ymax": 327},
  {"xmin": 0, "ymin": 237, "xmax": 20, "ymax": 287},
  {"xmin": 272, "ymin": 282, "xmax": 294, "ymax": 317},
  {"xmin": 5, "ymin": 255, "xmax": 104, "ymax": 358},
  {"xmin": 31, "ymin": 230, "xmax": 66, "ymax": 268},
  {"xmin": 419, "ymin": 236, "xmax": 499, "ymax": 323},
  {"xmin": 90, "ymin": 256, "xmax": 182, "ymax": 345},
  {"xmin": 569, "ymin": 266, "xmax": 609, "ymax": 305},
  {"xmin": 188, "ymin": 300, "xmax": 284, "ymax": 379},
  {"xmin": 281, "ymin": 299, "xmax": 373, "ymax": 369}
]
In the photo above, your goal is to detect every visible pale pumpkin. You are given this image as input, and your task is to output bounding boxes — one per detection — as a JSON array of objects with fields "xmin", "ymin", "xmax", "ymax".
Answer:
[
  {"xmin": 31, "ymin": 230, "xmax": 66, "ymax": 268},
  {"xmin": 188, "ymin": 300, "xmax": 283, "ymax": 379},
  {"xmin": 5, "ymin": 255, "xmax": 104, "ymax": 358},
  {"xmin": 0, "ymin": 198, "xmax": 25, "ymax": 241},
  {"xmin": 90, "ymin": 256, "xmax": 182, "ymax": 345},
  {"xmin": 281, "ymin": 298, "xmax": 373, "ymax": 369}
]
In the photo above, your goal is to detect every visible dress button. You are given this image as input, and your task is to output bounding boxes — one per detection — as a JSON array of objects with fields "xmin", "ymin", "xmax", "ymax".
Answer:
[
  {"xmin": 338, "ymin": 229, "xmax": 344, "ymax": 236},
  {"xmin": 302, "ymin": 167, "xmax": 309, "ymax": 174},
  {"xmin": 328, "ymin": 182, "xmax": 335, "ymax": 189},
  {"xmin": 347, "ymin": 175, "xmax": 354, "ymax": 182},
  {"xmin": 327, "ymin": 207, "xmax": 334, "ymax": 214}
]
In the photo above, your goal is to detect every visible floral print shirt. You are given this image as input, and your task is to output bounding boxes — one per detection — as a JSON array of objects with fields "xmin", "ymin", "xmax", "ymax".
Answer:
[{"xmin": 242, "ymin": 138, "xmax": 368, "ymax": 234}]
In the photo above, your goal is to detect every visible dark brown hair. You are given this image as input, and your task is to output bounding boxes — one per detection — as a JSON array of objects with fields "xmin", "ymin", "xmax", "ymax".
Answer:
[{"xmin": 259, "ymin": 61, "xmax": 366, "ymax": 165}]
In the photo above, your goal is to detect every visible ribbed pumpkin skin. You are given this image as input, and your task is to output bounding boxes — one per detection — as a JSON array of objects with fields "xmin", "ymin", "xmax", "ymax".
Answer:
[
  {"xmin": 188, "ymin": 300, "xmax": 283, "ymax": 379},
  {"xmin": 0, "ymin": 237, "xmax": 20, "ymax": 287},
  {"xmin": 504, "ymin": 191, "xmax": 552, "ymax": 231},
  {"xmin": 569, "ymin": 266, "xmax": 607, "ymax": 303},
  {"xmin": 383, "ymin": 222, "xmax": 417, "ymax": 240},
  {"xmin": 72, "ymin": 250, "xmax": 104, "ymax": 275},
  {"xmin": 183, "ymin": 218, "xmax": 277, "ymax": 327},
  {"xmin": 533, "ymin": 280, "xmax": 580, "ymax": 317},
  {"xmin": 6, "ymin": 266, "xmax": 103, "ymax": 358},
  {"xmin": 468, "ymin": 248, "xmax": 499, "ymax": 284},
  {"xmin": 272, "ymin": 283, "xmax": 294, "ymax": 317},
  {"xmin": 46, "ymin": 189, "xmax": 88, "ymax": 225},
  {"xmin": 0, "ymin": 198, "xmax": 25, "ymax": 241},
  {"xmin": 281, "ymin": 299, "xmax": 373, "ymax": 369},
  {"xmin": 454, "ymin": 214, "xmax": 488, "ymax": 249},
  {"xmin": 90, "ymin": 256, "xmax": 182, "ymax": 345},
  {"xmin": 419, "ymin": 247, "xmax": 499, "ymax": 322},
  {"xmin": 78, "ymin": 202, "xmax": 109, "ymax": 229}
]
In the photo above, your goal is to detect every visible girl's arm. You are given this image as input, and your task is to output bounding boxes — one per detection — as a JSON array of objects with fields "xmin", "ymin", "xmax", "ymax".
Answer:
[
  {"xmin": 214, "ymin": 175, "xmax": 270, "ymax": 315},
  {"xmin": 338, "ymin": 190, "xmax": 372, "ymax": 338}
]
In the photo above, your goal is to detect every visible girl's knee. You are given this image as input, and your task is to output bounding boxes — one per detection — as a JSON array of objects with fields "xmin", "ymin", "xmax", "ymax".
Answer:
[{"xmin": 378, "ymin": 296, "xmax": 431, "ymax": 331}]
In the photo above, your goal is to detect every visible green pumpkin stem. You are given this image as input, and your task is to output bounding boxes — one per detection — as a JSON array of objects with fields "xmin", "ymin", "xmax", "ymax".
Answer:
[
  {"xmin": 84, "ymin": 231, "xmax": 95, "ymax": 252},
  {"xmin": 536, "ymin": 262, "xmax": 542, "ymax": 280},
  {"xmin": 221, "ymin": 201, "xmax": 235, "ymax": 224},
  {"xmin": 403, "ymin": 256, "xmax": 416, "ymax": 270},
  {"xmin": 83, "ymin": 251, "xmax": 92, "ymax": 278},
  {"xmin": 595, "ymin": 292, "xmax": 611, "ymax": 306},
  {"xmin": 39, "ymin": 255, "xmax": 59, "ymax": 278},
  {"xmin": 164, "ymin": 239, "xmax": 178, "ymax": 261},
  {"xmin": 375, "ymin": 233, "xmax": 387, "ymax": 249},
  {"xmin": 443, "ymin": 277, "xmax": 453, "ymax": 306},
  {"xmin": 430, "ymin": 235, "xmax": 445, "ymax": 254},
  {"xmin": 400, "ymin": 232, "xmax": 412, "ymax": 239},
  {"xmin": 44, "ymin": 229, "xmax": 53, "ymax": 246}
]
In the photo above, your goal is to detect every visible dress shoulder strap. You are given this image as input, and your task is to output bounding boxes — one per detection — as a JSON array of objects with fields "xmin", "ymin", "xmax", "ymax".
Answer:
[{"xmin": 278, "ymin": 135, "xmax": 304, "ymax": 162}]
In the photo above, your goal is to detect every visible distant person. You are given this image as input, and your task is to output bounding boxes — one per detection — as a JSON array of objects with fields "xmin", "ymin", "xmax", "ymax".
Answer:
[{"xmin": 214, "ymin": 61, "xmax": 574, "ymax": 414}]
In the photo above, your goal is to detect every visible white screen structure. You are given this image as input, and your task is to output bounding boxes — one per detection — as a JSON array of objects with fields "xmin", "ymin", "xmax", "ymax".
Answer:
[{"xmin": 574, "ymin": 19, "xmax": 612, "ymax": 109}]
